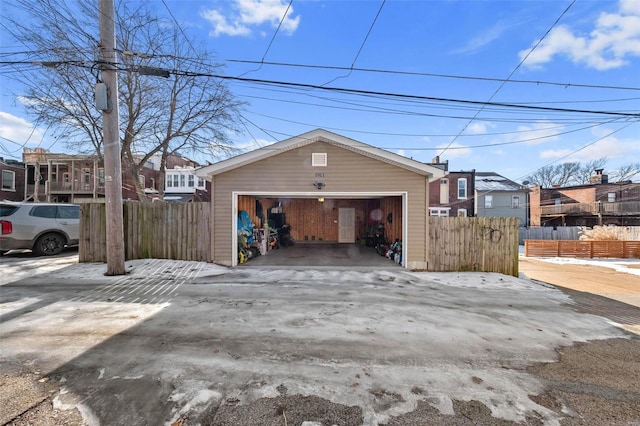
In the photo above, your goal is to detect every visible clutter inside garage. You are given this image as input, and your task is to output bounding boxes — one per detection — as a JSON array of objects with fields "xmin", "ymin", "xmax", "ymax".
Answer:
[{"xmin": 236, "ymin": 195, "xmax": 403, "ymax": 265}]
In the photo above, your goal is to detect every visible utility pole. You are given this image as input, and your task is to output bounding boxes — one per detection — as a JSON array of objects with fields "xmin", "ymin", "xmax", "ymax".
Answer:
[{"xmin": 99, "ymin": 0, "xmax": 126, "ymax": 275}]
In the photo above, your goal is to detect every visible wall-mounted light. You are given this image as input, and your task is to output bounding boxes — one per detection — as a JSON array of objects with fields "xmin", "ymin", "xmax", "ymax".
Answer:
[
  {"xmin": 318, "ymin": 197, "xmax": 324, "ymax": 203},
  {"xmin": 313, "ymin": 182, "xmax": 325, "ymax": 190}
]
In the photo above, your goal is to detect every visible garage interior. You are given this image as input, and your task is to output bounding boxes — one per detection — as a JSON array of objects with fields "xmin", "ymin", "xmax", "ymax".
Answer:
[{"xmin": 236, "ymin": 194, "xmax": 404, "ymax": 267}]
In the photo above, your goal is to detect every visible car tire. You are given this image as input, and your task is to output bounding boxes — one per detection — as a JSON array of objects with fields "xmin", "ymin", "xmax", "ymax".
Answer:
[{"xmin": 34, "ymin": 232, "xmax": 66, "ymax": 256}]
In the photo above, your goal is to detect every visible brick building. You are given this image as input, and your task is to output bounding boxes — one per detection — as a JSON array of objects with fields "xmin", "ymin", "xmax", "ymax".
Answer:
[
  {"xmin": 428, "ymin": 166, "xmax": 476, "ymax": 217},
  {"xmin": 0, "ymin": 157, "xmax": 26, "ymax": 201},
  {"xmin": 529, "ymin": 170, "xmax": 640, "ymax": 226}
]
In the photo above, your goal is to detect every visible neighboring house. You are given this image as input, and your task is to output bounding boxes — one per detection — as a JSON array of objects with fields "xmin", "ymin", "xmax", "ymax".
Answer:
[
  {"xmin": 23, "ymin": 148, "xmax": 106, "ymax": 203},
  {"xmin": 139, "ymin": 153, "xmax": 209, "ymax": 202},
  {"xmin": 21, "ymin": 148, "xmax": 205, "ymax": 203},
  {"xmin": 474, "ymin": 172, "xmax": 529, "ymax": 226},
  {"xmin": 428, "ymin": 158, "xmax": 475, "ymax": 217},
  {"xmin": 1, "ymin": 157, "xmax": 26, "ymax": 201},
  {"xmin": 164, "ymin": 165, "xmax": 208, "ymax": 202},
  {"xmin": 196, "ymin": 128, "xmax": 445, "ymax": 268},
  {"xmin": 529, "ymin": 169, "xmax": 640, "ymax": 227}
]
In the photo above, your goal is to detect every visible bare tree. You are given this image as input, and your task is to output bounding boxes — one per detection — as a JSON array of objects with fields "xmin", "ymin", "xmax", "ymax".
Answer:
[
  {"xmin": 528, "ymin": 159, "xmax": 640, "ymax": 187},
  {"xmin": 575, "ymin": 158, "xmax": 608, "ymax": 185},
  {"xmin": 526, "ymin": 162, "xmax": 580, "ymax": 187},
  {"xmin": 609, "ymin": 163, "xmax": 640, "ymax": 182},
  {"xmin": 5, "ymin": 0, "xmax": 244, "ymax": 200}
]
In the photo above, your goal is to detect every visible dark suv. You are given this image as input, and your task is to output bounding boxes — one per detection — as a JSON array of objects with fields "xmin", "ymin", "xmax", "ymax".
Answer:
[{"xmin": 0, "ymin": 202, "xmax": 80, "ymax": 256}]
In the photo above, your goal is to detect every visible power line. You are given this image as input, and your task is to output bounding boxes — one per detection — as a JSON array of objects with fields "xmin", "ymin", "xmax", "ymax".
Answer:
[
  {"xmin": 243, "ymin": 109, "xmax": 622, "ymax": 145},
  {"xmin": 211, "ymin": 74, "xmax": 640, "ymax": 118},
  {"xmin": 261, "ymin": 0, "xmax": 294, "ymax": 63},
  {"xmin": 231, "ymin": 84, "xmax": 633, "ymax": 124},
  {"xmin": 6, "ymin": 59, "xmax": 635, "ymax": 118},
  {"xmin": 236, "ymin": 0, "xmax": 295, "ymax": 78},
  {"xmin": 225, "ymin": 60, "xmax": 640, "ymax": 92},
  {"xmin": 439, "ymin": 0, "xmax": 576, "ymax": 157},
  {"xmin": 160, "ymin": 0, "xmax": 200, "ymax": 60},
  {"xmin": 322, "ymin": 0, "xmax": 386, "ymax": 86}
]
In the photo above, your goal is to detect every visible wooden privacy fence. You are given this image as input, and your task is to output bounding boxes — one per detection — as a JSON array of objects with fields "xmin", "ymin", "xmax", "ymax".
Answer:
[
  {"xmin": 524, "ymin": 240, "xmax": 640, "ymax": 259},
  {"xmin": 428, "ymin": 217, "xmax": 520, "ymax": 276},
  {"xmin": 519, "ymin": 226, "xmax": 640, "ymax": 244},
  {"xmin": 519, "ymin": 226, "xmax": 580, "ymax": 244},
  {"xmin": 80, "ymin": 201, "xmax": 210, "ymax": 263}
]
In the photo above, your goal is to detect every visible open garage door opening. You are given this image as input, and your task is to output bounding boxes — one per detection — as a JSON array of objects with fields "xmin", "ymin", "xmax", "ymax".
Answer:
[{"xmin": 234, "ymin": 193, "xmax": 406, "ymax": 268}]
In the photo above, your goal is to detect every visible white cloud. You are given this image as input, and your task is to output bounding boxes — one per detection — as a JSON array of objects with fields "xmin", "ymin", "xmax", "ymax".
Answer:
[
  {"xmin": 539, "ymin": 148, "xmax": 572, "ymax": 159},
  {"xmin": 202, "ymin": 0, "xmax": 300, "ymax": 37},
  {"xmin": 513, "ymin": 121, "xmax": 562, "ymax": 145},
  {"xmin": 436, "ymin": 142, "xmax": 471, "ymax": 158},
  {"xmin": 539, "ymin": 126, "xmax": 640, "ymax": 161},
  {"xmin": 232, "ymin": 137, "xmax": 274, "ymax": 153},
  {"xmin": 453, "ymin": 20, "xmax": 519, "ymax": 55},
  {"xmin": 0, "ymin": 111, "xmax": 44, "ymax": 145},
  {"xmin": 520, "ymin": 0, "xmax": 640, "ymax": 70},
  {"xmin": 201, "ymin": 9, "xmax": 251, "ymax": 37},
  {"xmin": 467, "ymin": 122, "xmax": 489, "ymax": 135}
]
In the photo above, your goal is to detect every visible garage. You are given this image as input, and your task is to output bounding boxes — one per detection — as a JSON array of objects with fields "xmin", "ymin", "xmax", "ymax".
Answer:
[{"xmin": 195, "ymin": 129, "xmax": 444, "ymax": 269}]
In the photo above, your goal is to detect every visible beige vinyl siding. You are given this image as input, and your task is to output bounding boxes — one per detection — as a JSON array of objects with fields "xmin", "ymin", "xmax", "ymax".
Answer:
[{"xmin": 211, "ymin": 141, "xmax": 429, "ymax": 267}]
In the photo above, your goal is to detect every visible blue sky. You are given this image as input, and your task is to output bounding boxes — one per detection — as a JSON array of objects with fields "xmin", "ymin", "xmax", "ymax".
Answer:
[{"xmin": 1, "ymin": 0, "xmax": 639, "ymax": 183}]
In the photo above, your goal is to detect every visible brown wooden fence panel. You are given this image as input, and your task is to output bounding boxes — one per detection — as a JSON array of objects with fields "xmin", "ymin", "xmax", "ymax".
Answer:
[
  {"xmin": 428, "ymin": 217, "xmax": 519, "ymax": 276},
  {"xmin": 80, "ymin": 201, "xmax": 210, "ymax": 263},
  {"xmin": 524, "ymin": 240, "xmax": 640, "ymax": 258},
  {"xmin": 79, "ymin": 203, "xmax": 107, "ymax": 263}
]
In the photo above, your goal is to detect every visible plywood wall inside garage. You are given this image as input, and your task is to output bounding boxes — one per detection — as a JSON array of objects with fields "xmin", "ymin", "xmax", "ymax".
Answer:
[{"xmin": 237, "ymin": 195, "xmax": 403, "ymax": 243}]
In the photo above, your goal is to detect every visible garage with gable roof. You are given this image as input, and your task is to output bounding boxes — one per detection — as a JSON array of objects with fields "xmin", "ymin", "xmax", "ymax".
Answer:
[{"xmin": 195, "ymin": 129, "xmax": 444, "ymax": 269}]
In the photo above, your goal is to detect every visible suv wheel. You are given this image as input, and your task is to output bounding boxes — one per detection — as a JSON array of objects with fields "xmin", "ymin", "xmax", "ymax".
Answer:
[{"xmin": 34, "ymin": 232, "xmax": 66, "ymax": 256}]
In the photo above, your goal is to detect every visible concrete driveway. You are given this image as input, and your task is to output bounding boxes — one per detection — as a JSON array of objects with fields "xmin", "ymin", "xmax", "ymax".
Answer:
[
  {"xmin": 239, "ymin": 242, "xmax": 402, "ymax": 268},
  {"xmin": 0, "ymin": 254, "xmax": 638, "ymax": 425}
]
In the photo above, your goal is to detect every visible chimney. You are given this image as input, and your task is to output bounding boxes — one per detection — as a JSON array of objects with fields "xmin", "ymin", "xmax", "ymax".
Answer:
[
  {"xmin": 432, "ymin": 155, "xmax": 440, "ymax": 164},
  {"xmin": 589, "ymin": 168, "xmax": 608, "ymax": 185}
]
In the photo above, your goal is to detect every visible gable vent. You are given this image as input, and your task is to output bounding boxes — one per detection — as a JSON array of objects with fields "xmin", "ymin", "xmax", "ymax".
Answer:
[{"xmin": 312, "ymin": 153, "xmax": 327, "ymax": 167}]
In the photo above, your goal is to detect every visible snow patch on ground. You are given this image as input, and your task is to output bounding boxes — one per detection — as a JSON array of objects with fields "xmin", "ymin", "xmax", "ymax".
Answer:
[{"xmin": 528, "ymin": 256, "xmax": 640, "ymax": 276}]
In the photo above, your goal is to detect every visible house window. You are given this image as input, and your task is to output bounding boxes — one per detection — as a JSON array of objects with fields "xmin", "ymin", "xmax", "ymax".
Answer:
[
  {"xmin": 188, "ymin": 175, "xmax": 194, "ymax": 187},
  {"xmin": 512, "ymin": 195, "xmax": 520, "ymax": 208},
  {"xmin": 197, "ymin": 178, "xmax": 205, "ymax": 188},
  {"xmin": 179, "ymin": 174, "xmax": 185, "ymax": 187},
  {"xmin": 312, "ymin": 153, "xmax": 327, "ymax": 167},
  {"xmin": 457, "ymin": 178, "xmax": 467, "ymax": 199},
  {"xmin": 485, "ymin": 195, "xmax": 493, "ymax": 208},
  {"xmin": 97, "ymin": 168, "xmax": 105, "ymax": 187},
  {"xmin": 150, "ymin": 178, "xmax": 155, "ymax": 189},
  {"xmin": 173, "ymin": 175, "xmax": 179, "ymax": 188},
  {"xmin": 2, "ymin": 170, "xmax": 15, "ymax": 191},
  {"xmin": 138, "ymin": 174, "xmax": 145, "ymax": 188},
  {"xmin": 608, "ymin": 192, "xmax": 616, "ymax": 202},
  {"xmin": 457, "ymin": 209, "xmax": 467, "ymax": 217},
  {"xmin": 429, "ymin": 207, "xmax": 450, "ymax": 217}
]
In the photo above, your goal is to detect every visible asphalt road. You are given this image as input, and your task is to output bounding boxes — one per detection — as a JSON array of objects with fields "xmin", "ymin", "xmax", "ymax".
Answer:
[{"xmin": 0, "ymin": 255, "xmax": 638, "ymax": 425}]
